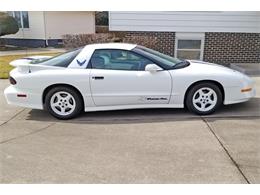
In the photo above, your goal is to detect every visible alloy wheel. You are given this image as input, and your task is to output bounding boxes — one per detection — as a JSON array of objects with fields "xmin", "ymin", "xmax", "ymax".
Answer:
[
  {"xmin": 192, "ymin": 87, "xmax": 217, "ymax": 112},
  {"xmin": 50, "ymin": 91, "xmax": 76, "ymax": 116}
]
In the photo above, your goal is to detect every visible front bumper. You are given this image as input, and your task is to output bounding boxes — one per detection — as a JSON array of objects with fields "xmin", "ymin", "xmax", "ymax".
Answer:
[
  {"xmin": 224, "ymin": 76, "xmax": 256, "ymax": 105},
  {"xmin": 4, "ymin": 85, "xmax": 43, "ymax": 110}
]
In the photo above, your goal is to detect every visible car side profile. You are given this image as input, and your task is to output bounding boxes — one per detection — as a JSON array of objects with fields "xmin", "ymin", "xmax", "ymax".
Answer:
[{"xmin": 4, "ymin": 43, "xmax": 255, "ymax": 119}]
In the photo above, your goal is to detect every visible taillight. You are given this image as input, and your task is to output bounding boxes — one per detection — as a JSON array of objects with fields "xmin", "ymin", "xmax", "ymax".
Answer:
[{"xmin": 9, "ymin": 77, "xmax": 17, "ymax": 85}]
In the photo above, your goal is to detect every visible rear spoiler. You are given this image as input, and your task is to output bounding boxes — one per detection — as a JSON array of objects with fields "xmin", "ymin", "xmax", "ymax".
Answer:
[
  {"xmin": 9, "ymin": 55, "xmax": 52, "ymax": 67},
  {"xmin": 9, "ymin": 56, "xmax": 64, "ymax": 73}
]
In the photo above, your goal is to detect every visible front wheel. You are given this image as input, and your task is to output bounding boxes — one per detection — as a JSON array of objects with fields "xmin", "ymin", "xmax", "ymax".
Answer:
[
  {"xmin": 186, "ymin": 82, "xmax": 223, "ymax": 115},
  {"xmin": 45, "ymin": 86, "xmax": 83, "ymax": 119}
]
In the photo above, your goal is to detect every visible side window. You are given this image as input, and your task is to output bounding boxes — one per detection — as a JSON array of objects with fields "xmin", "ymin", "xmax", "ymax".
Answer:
[{"xmin": 90, "ymin": 49, "xmax": 153, "ymax": 71}]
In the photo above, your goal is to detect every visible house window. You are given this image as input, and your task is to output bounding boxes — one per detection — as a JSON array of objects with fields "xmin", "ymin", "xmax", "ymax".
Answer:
[
  {"xmin": 175, "ymin": 33, "xmax": 205, "ymax": 60},
  {"xmin": 7, "ymin": 11, "xmax": 29, "ymax": 28}
]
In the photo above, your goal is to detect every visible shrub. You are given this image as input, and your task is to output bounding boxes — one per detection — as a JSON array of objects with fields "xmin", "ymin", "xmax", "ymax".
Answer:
[
  {"xmin": 62, "ymin": 33, "xmax": 120, "ymax": 49},
  {"xmin": 0, "ymin": 12, "xmax": 19, "ymax": 47},
  {"xmin": 0, "ymin": 12, "xmax": 19, "ymax": 37},
  {"xmin": 95, "ymin": 25, "xmax": 109, "ymax": 33},
  {"xmin": 62, "ymin": 33, "xmax": 158, "ymax": 49}
]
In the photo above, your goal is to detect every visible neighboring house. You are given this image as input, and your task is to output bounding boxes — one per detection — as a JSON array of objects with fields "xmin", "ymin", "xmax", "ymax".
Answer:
[
  {"xmin": 3, "ymin": 11, "xmax": 95, "ymax": 47},
  {"xmin": 109, "ymin": 11, "xmax": 260, "ymax": 65}
]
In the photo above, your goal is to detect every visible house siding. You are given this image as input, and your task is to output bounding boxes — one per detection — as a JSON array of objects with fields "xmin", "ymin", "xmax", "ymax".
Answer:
[
  {"xmin": 109, "ymin": 11, "xmax": 260, "ymax": 33},
  {"xmin": 44, "ymin": 11, "xmax": 95, "ymax": 39}
]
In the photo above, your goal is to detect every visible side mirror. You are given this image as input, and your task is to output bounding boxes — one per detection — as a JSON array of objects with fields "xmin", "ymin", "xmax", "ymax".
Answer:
[{"xmin": 145, "ymin": 64, "xmax": 163, "ymax": 73}]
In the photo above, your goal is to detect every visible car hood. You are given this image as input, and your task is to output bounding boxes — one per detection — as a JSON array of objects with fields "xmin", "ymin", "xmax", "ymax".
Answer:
[
  {"xmin": 187, "ymin": 60, "xmax": 240, "ymax": 74},
  {"xmin": 188, "ymin": 60, "xmax": 228, "ymax": 68}
]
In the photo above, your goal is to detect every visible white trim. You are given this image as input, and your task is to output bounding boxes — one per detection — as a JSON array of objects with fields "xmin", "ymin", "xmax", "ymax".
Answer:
[
  {"xmin": 108, "ymin": 11, "xmax": 112, "ymax": 33},
  {"xmin": 175, "ymin": 32, "xmax": 205, "ymax": 60},
  {"xmin": 20, "ymin": 12, "xmax": 24, "ymax": 29},
  {"xmin": 43, "ymin": 11, "xmax": 47, "ymax": 45}
]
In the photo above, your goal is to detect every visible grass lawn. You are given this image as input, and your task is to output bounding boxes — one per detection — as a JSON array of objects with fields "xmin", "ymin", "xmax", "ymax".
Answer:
[{"xmin": 0, "ymin": 52, "xmax": 61, "ymax": 79}]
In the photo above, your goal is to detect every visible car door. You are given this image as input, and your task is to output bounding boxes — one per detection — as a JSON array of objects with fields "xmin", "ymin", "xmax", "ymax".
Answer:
[{"xmin": 89, "ymin": 49, "xmax": 172, "ymax": 106}]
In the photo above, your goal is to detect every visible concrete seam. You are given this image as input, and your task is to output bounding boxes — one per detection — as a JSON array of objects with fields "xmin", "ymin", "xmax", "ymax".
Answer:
[
  {"xmin": 0, "ymin": 108, "xmax": 26, "ymax": 127},
  {"xmin": 0, "ymin": 123, "xmax": 55, "ymax": 145},
  {"xmin": 201, "ymin": 117, "xmax": 250, "ymax": 184}
]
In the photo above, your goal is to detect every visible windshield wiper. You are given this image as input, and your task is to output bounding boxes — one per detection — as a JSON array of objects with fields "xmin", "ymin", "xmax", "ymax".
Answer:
[{"xmin": 172, "ymin": 60, "xmax": 190, "ymax": 69}]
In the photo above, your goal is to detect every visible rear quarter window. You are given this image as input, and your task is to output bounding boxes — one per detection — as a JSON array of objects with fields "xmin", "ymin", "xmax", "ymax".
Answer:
[{"xmin": 36, "ymin": 48, "xmax": 82, "ymax": 67}]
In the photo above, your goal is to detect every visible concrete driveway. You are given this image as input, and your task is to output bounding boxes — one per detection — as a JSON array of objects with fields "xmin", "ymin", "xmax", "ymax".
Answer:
[{"xmin": 0, "ymin": 78, "xmax": 259, "ymax": 183}]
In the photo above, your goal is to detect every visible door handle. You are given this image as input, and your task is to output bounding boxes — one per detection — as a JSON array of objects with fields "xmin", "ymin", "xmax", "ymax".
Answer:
[{"xmin": 92, "ymin": 76, "xmax": 104, "ymax": 80}]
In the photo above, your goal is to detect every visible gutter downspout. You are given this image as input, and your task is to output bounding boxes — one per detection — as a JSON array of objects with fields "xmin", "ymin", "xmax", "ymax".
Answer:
[{"xmin": 43, "ymin": 11, "xmax": 48, "ymax": 47}]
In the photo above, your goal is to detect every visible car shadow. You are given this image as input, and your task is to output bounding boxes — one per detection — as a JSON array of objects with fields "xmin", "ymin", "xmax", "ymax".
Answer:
[{"xmin": 23, "ymin": 97, "xmax": 260, "ymax": 124}]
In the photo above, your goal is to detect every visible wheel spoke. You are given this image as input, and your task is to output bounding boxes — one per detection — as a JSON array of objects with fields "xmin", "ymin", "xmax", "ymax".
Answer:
[
  {"xmin": 52, "ymin": 102, "xmax": 60, "ymax": 107},
  {"xmin": 208, "ymin": 98, "xmax": 216, "ymax": 104},
  {"xmin": 201, "ymin": 102, "xmax": 206, "ymax": 109},
  {"xmin": 57, "ymin": 93, "xmax": 64, "ymax": 100},
  {"xmin": 193, "ymin": 98, "xmax": 201, "ymax": 103},
  {"xmin": 198, "ymin": 89, "xmax": 204, "ymax": 96},
  {"xmin": 206, "ymin": 91, "xmax": 213, "ymax": 96},
  {"xmin": 63, "ymin": 94, "xmax": 70, "ymax": 101},
  {"xmin": 60, "ymin": 106, "xmax": 66, "ymax": 114},
  {"xmin": 67, "ymin": 103, "xmax": 74, "ymax": 109}
]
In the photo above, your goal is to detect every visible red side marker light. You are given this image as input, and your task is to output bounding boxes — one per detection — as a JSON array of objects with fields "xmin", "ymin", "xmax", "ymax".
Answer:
[{"xmin": 17, "ymin": 94, "xmax": 27, "ymax": 97}]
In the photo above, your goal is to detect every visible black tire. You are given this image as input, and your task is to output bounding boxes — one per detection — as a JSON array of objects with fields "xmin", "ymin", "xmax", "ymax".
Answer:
[
  {"xmin": 45, "ymin": 86, "xmax": 83, "ymax": 119},
  {"xmin": 185, "ymin": 82, "xmax": 223, "ymax": 115}
]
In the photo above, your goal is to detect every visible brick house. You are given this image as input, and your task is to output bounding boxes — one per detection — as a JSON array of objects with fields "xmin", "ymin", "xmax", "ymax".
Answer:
[{"xmin": 109, "ymin": 11, "xmax": 260, "ymax": 65}]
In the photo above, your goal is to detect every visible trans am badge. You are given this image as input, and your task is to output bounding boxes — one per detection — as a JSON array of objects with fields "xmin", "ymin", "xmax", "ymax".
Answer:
[
  {"xmin": 138, "ymin": 96, "xmax": 168, "ymax": 102},
  {"xmin": 146, "ymin": 97, "xmax": 168, "ymax": 101},
  {"xmin": 76, "ymin": 59, "xmax": 86, "ymax": 66}
]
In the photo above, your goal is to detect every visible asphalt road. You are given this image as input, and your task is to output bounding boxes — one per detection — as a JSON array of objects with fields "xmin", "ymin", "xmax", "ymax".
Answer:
[{"xmin": 0, "ymin": 78, "xmax": 259, "ymax": 183}]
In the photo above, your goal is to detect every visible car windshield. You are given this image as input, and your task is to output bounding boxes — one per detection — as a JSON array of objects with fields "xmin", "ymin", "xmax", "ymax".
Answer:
[
  {"xmin": 135, "ymin": 46, "xmax": 183, "ymax": 68},
  {"xmin": 31, "ymin": 48, "xmax": 83, "ymax": 67}
]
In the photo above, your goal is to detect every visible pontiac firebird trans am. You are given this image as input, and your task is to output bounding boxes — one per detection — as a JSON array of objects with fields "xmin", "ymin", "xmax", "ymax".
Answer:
[{"xmin": 4, "ymin": 43, "xmax": 255, "ymax": 119}]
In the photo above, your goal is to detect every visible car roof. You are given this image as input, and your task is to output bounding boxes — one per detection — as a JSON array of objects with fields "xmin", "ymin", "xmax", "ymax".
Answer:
[{"xmin": 85, "ymin": 43, "xmax": 137, "ymax": 51}]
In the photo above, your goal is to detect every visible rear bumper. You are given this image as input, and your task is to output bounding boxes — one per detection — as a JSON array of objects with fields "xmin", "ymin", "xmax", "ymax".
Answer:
[{"xmin": 4, "ymin": 85, "xmax": 43, "ymax": 110}]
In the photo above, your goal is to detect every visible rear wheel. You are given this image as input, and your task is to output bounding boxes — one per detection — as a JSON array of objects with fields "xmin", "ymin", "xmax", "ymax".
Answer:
[
  {"xmin": 45, "ymin": 86, "xmax": 83, "ymax": 119},
  {"xmin": 186, "ymin": 82, "xmax": 222, "ymax": 115}
]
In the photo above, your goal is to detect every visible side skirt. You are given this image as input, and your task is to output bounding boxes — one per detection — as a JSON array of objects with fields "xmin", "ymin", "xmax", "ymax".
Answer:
[{"xmin": 84, "ymin": 104, "xmax": 184, "ymax": 112}]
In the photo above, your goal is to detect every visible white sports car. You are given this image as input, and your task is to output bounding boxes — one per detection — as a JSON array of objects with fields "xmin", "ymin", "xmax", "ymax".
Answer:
[{"xmin": 4, "ymin": 43, "xmax": 255, "ymax": 119}]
